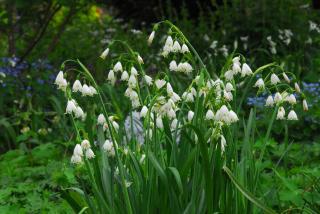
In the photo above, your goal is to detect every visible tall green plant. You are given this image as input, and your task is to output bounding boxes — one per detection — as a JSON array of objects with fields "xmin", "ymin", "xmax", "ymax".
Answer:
[{"xmin": 55, "ymin": 21, "xmax": 307, "ymax": 213}]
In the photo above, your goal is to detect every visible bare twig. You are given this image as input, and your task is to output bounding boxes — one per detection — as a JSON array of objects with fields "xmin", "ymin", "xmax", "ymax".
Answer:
[{"xmin": 17, "ymin": 3, "xmax": 62, "ymax": 64}]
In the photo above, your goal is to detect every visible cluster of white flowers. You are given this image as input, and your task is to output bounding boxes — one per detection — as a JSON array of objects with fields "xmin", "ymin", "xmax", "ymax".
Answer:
[
  {"xmin": 107, "ymin": 60, "xmax": 145, "ymax": 108},
  {"xmin": 54, "ymin": 70, "xmax": 100, "ymax": 123},
  {"xmin": 66, "ymin": 99, "xmax": 86, "ymax": 120},
  {"xmin": 278, "ymin": 29, "xmax": 293, "ymax": 45},
  {"xmin": 54, "ymin": 71, "xmax": 68, "ymax": 91},
  {"xmin": 215, "ymin": 105, "xmax": 239, "ymax": 125},
  {"xmin": 309, "ymin": 21, "xmax": 320, "ymax": 33},
  {"xmin": 208, "ymin": 39, "xmax": 230, "ymax": 57},
  {"xmin": 224, "ymin": 56, "xmax": 253, "ymax": 81},
  {"xmin": 140, "ymin": 86, "xmax": 181, "ymax": 131},
  {"xmin": 169, "ymin": 60, "xmax": 193, "ymax": 73},
  {"xmin": 240, "ymin": 36, "xmax": 249, "ymax": 50},
  {"xmin": 161, "ymin": 36, "xmax": 190, "ymax": 57},
  {"xmin": 72, "ymin": 80, "xmax": 97, "ymax": 96},
  {"xmin": 71, "ymin": 140, "xmax": 95, "ymax": 164},
  {"xmin": 267, "ymin": 36, "xmax": 277, "ymax": 55},
  {"xmin": 103, "ymin": 139, "xmax": 115, "ymax": 157},
  {"xmin": 256, "ymin": 71, "xmax": 307, "ymax": 121}
]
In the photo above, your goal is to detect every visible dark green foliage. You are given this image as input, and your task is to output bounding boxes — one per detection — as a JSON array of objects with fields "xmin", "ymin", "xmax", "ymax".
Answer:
[{"xmin": 0, "ymin": 143, "xmax": 76, "ymax": 213}]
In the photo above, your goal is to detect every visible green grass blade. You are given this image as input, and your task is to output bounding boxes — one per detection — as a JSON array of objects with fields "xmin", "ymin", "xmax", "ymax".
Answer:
[{"xmin": 223, "ymin": 166, "xmax": 276, "ymax": 214}]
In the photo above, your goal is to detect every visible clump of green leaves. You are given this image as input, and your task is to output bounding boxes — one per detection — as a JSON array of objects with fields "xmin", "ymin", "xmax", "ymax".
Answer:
[{"xmin": 0, "ymin": 143, "xmax": 76, "ymax": 213}]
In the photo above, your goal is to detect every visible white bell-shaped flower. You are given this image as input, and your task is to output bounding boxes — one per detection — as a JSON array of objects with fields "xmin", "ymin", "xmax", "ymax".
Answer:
[
  {"xmin": 128, "ymin": 75, "xmax": 137, "ymax": 88},
  {"xmin": 205, "ymin": 110, "xmax": 214, "ymax": 120},
  {"xmin": 81, "ymin": 84, "xmax": 91, "ymax": 96},
  {"xmin": 155, "ymin": 79, "xmax": 166, "ymax": 89},
  {"xmin": 172, "ymin": 41, "xmax": 181, "ymax": 52},
  {"xmin": 215, "ymin": 105, "xmax": 230, "ymax": 123},
  {"xmin": 85, "ymin": 148, "xmax": 95, "ymax": 159},
  {"xmin": 140, "ymin": 106, "xmax": 148, "ymax": 118},
  {"xmin": 165, "ymin": 36, "xmax": 173, "ymax": 47},
  {"xmin": 276, "ymin": 107, "xmax": 286, "ymax": 120},
  {"xmin": 73, "ymin": 144, "xmax": 83, "ymax": 156},
  {"xmin": 265, "ymin": 95, "xmax": 274, "ymax": 107},
  {"xmin": 121, "ymin": 71, "xmax": 129, "ymax": 81},
  {"xmin": 166, "ymin": 83, "xmax": 174, "ymax": 96},
  {"xmin": 224, "ymin": 70, "xmax": 234, "ymax": 81},
  {"xmin": 241, "ymin": 63, "xmax": 253, "ymax": 77},
  {"xmin": 271, "ymin": 73, "xmax": 280, "ymax": 85},
  {"xmin": 156, "ymin": 117, "xmax": 163, "ymax": 129},
  {"xmin": 112, "ymin": 121, "xmax": 119, "ymax": 131},
  {"xmin": 107, "ymin": 70, "xmax": 116, "ymax": 85},
  {"xmin": 274, "ymin": 92, "xmax": 282, "ymax": 104},
  {"xmin": 81, "ymin": 139, "xmax": 91, "ymax": 150},
  {"xmin": 287, "ymin": 110, "xmax": 298, "ymax": 120},
  {"xmin": 144, "ymin": 75, "xmax": 153, "ymax": 86},
  {"xmin": 171, "ymin": 118, "xmax": 178, "ymax": 130},
  {"xmin": 103, "ymin": 139, "xmax": 115, "ymax": 157},
  {"xmin": 71, "ymin": 155, "xmax": 82, "ymax": 164},
  {"xmin": 169, "ymin": 60, "xmax": 178, "ymax": 71},
  {"xmin": 167, "ymin": 108, "xmax": 176, "ymax": 119},
  {"xmin": 232, "ymin": 63, "xmax": 241, "ymax": 74},
  {"xmin": 254, "ymin": 78, "xmax": 265, "ymax": 89},
  {"xmin": 75, "ymin": 106, "xmax": 84, "ymax": 119},
  {"xmin": 55, "ymin": 71, "xmax": 64, "ymax": 85},
  {"xmin": 181, "ymin": 44, "xmax": 190, "ymax": 53},
  {"xmin": 66, "ymin": 100, "xmax": 77, "ymax": 114},
  {"xmin": 113, "ymin": 62, "xmax": 123, "ymax": 72},
  {"xmin": 89, "ymin": 86, "xmax": 97, "ymax": 96},
  {"xmin": 171, "ymin": 92, "xmax": 181, "ymax": 102},
  {"xmin": 72, "ymin": 80, "xmax": 82, "ymax": 92},
  {"xmin": 131, "ymin": 67, "xmax": 138, "ymax": 76},
  {"xmin": 286, "ymin": 94, "xmax": 296, "ymax": 105},
  {"xmin": 185, "ymin": 92, "xmax": 194, "ymax": 103},
  {"xmin": 228, "ymin": 110, "xmax": 239, "ymax": 123},
  {"xmin": 224, "ymin": 90, "xmax": 233, "ymax": 101},
  {"xmin": 97, "ymin": 114, "xmax": 106, "ymax": 125},
  {"xmin": 225, "ymin": 82, "xmax": 234, "ymax": 92}
]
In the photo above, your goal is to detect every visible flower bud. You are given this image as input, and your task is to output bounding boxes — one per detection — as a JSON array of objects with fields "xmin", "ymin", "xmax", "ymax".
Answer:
[
  {"xmin": 187, "ymin": 110, "xmax": 194, "ymax": 122},
  {"xmin": 303, "ymin": 99, "xmax": 308, "ymax": 111},
  {"xmin": 100, "ymin": 48, "xmax": 109, "ymax": 59},
  {"xmin": 294, "ymin": 83, "xmax": 301, "ymax": 93},
  {"xmin": 148, "ymin": 31, "xmax": 155, "ymax": 45}
]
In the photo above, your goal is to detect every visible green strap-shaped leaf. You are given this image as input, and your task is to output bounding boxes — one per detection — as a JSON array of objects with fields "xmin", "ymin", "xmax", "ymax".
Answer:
[
  {"xmin": 78, "ymin": 207, "xmax": 89, "ymax": 214},
  {"xmin": 223, "ymin": 166, "xmax": 276, "ymax": 214},
  {"xmin": 167, "ymin": 167, "xmax": 183, "ymax": 194},
  {"xmin": 148, "ymin": 152, "xmax": 168, "ymax": 188}
]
